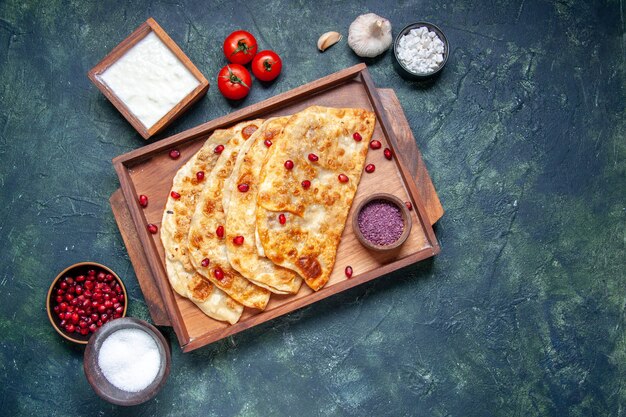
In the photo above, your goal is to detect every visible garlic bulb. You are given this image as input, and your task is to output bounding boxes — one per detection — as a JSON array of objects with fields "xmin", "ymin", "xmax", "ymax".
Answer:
[{"xmin": 348, "ymin": 13, "xmax": 392, "ymax": 58}]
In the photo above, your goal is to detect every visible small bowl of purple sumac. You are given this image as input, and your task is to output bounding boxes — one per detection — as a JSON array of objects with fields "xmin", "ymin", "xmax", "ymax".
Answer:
[
  {"xmin": 46, "ymin": 262, "xmax": 128, "ymax": 345},
  {"xmin": 352, "ymin": 193, "xmax": 412, "ymax": 252}
]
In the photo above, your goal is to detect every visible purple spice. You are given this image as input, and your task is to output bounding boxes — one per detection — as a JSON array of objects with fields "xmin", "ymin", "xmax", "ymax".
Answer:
[{"xmin": 357, "ymin": 199, "xmax": 404, "ymax": 245}]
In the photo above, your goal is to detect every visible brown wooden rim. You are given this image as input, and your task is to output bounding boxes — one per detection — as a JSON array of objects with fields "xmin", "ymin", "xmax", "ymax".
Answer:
[
  {"xmin": 87, "ymin": 18, "xmax": 210, "ymax": 139},
  {"xmin": 111, "ymin": 64, "xmax": 441, "ymax": 350},
  {"xmin": 351, "ymin": 193, "xmax": 412, "ymax": 252},
  {"xmin": 46, "ymin": 261, "xmax": 129, "ymax": 345}
]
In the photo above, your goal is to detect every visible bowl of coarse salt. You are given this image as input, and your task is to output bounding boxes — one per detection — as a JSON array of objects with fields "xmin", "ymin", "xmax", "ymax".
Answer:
[
  {"xmin": 83, "ymin": 317, "xmax": 171, "ymax": 406},
  {"xmin": 393, "ymin": 22, "xmax": 449, "ymax": 79}
]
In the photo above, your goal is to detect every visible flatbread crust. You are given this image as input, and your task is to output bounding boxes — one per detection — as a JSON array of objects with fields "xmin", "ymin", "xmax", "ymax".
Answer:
[
  {"xmin": 160, "ymin": 128, "xmax": 244, "ymax": 324},
  {"xmin": 224, "ymin": 117, "xmax": 303, "ymax": 294},
  {"xmin": 188, "ymin": 119, "xmax": 271, "ymax": 310},
  {"xmin": 256, "ymin": 106, "xmax": 375, "ymax": 290}
]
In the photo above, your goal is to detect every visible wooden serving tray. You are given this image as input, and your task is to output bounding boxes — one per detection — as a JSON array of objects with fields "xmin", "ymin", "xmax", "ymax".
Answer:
[
  {"xmin": 111, "ymin": 64, "xmax": 442, "ymax": 352},
  {"xmin": 110, "ymin": 88, "xmax": 443, "ymax": 328}
]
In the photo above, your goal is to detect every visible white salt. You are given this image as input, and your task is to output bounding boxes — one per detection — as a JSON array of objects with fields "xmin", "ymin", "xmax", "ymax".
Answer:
[
  {"xmin": 97, "ymin": 328, "xmax": 161, "ymax": 392},
  {"xmin": 397, "ymin": 27, "xmax": 446, "ymax": 74}
]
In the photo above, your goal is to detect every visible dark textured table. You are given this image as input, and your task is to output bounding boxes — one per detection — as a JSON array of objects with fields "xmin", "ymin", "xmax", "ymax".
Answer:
[{"xmin": 1, "ymin": 1, "xmax": 624, "ymax": 416}]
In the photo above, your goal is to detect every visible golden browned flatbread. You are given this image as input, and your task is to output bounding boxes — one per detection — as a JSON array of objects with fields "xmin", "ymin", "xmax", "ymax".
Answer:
[
  {"xmin": 187, "ymin": 119, "xmax": 271, "ymax": 310},
  {"xmin": 160, "ymin": 129, "xmax": 244, "ymax": 324},
  {"xmin": 256, "ymin": 106, "xmax": 375, "ymax": 290},
  {"xmin": 224, "ymin": 117, "xmax": 302, "ymax": 294}
]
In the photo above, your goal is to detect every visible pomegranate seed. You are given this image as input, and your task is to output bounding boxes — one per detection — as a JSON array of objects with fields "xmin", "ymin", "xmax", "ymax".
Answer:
[
  {"xmin": 75, "ymin": 275, "xmax": 85, "ymax": 283},
  {"xmin": 56, "ymin": 289, "xmax": 64, "ymax": 296},
  {"xmin": 171, "ymin": 191, "xmax": 181, "ymax": 199},
  {"xmin": 138, "ymin": 194, "xmax": 148, "ymax": 207},
  {"xmin": 278, "ymin": 213, "xmax": 286, "ymax": 225},
  {"xmin": 65, "ymin": 324, "xmax": 75, "ymax": 333},
  {"xmin": 264, "ymin": 139, "xmax": 272, "ymax": 147},
  {"xmin": 105, "ymin": 274, "xmax": 113, "ymax": 282},
  {"xmin": 115, "ymin": 306, "xmax": 124, "ymax": 314},
  {"xmin": 71, "ymin": 313, "xmax": 79, "ymax": 324},
  {"xmin": 53, "ymin": 305, "xmax": 60, "ymax": 314},
  {"xmin": 338, "ymin": 173, "xmax": 349, "ymax": 183},
  {"xmin": 56, "ymin": 295, "xmax": 63, "ymax": 304},
  {"xmin": 284, "ymin": 160, "xmax": 294, "ymax": 170},
  {"xmin": 59, "ymin": 281, "xmax": 68, "ymax": 290},
  {"xmin": 238, "ymin": 183, "xmax": 249, "ymax": 192},
  {"xmin": 370, "ymin": 140, "xmax": 382, "ymax": 150},
  {"xmin": 90, "ymin": 313, "xmax": 98, "ymax": 322},
  {"xmin": 87, "ymin": 269, "xmax": 96, "ymax": 277},
  {"xmin": 89, "ymin": 323, "xmax": 97, "ymax": 333},
  {"xmin": 104, "ymin": 300, "xmax": 113, "ymax": 309},
  {"xmin": 201, "ymin": 258, "xmax": 210, "ymax": 267},
  {"xmin": 75, "ymin": 286, "xmax": 83, "ymax": 295},
  {"xmin": 233, "ymin": 235, "xmax": 244, "ymax": 245},
  {"xmin": 97, "ymin": 272, "xmax": 105, "ymax": 281},
  {"xmin": 301, "ymin": 180, "xmax": 311, "ymax": 189},
  {"xmin": 196, "ymin": 171, "xmax": 205, "ymax": 181},
  {"xmin": 98, "ymin": 305, "xmax": 106, "ymax": 313},
  {"xmin": 384, "ymin": 148, "xmax": 392, "ymax": 160},
  {"xmin": 216, "ymin": 225, "xmax": 224, "ymax": 238},
  {"xmin": 79, "ymin": 321, "xmax": 88, "ymax": 329},
  {"xmin": 214, "ymin": 267, "xmax": 224, "ymax": 281},
  {"xmin": 59, "ymin": 302, "xmax": 67, "ymax": 312},
  {"xmin": 405, "ymin": 201, "xmax": 413, "ymax": 211},
  {"xmin": 84, "ymin": 281, "xmax": 94, "ymax": 290},
  {"xmin": 365, "ymin": 164, "xmax": 376, "ymax": 173},
  {"xmin": 65, "ymin": 294, "xmax": 74, "ymax": 302},
  {"xmin": 147, "ymin": 224, "xmax": 158, "ymax": 234},
  {"xmin": 353, "ymin": 132, "xmax": 362, "ymax": 142},
  {"xmin": 169, "ymin": 149, "xmax": 180, "ymax": 159},
  {"xmin": 80, "ymin": 328, "xmax": 89, "ymax": 335},
  {"xmin": 97, "ymin": 320, "xmax": 103, "ymax": 327},
  {"xmin": 214, "ymin": 144, "xmax": 225, "ymax": 154},
  {"xmin": 345, "ymin": 266, "xmax": 353, "ymax": 278},
  {"xmin": 308, "ymin": 153, "xmax": 319, "ymax": 162}
]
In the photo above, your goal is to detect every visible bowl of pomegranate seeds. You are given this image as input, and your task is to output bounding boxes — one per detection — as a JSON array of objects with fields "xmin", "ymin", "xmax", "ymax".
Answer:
[
  {"xmin": 46, "ymin": 262, "xmax": 128, "ymax": 344},
  {"xmin": 352, "ymin": 193, "xmax": 412, "ymax": 252}
]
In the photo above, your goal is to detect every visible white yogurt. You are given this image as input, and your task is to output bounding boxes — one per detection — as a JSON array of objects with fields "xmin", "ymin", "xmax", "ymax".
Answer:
[{"xmin": 99, "ymin": 32, "xmax": 200, "ymax": 129}]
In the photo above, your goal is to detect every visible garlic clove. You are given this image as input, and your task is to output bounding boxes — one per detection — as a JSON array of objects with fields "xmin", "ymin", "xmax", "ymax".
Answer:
[{"xmin": 317, "ymin": 31, "xmax": 342, "ymax": 52}]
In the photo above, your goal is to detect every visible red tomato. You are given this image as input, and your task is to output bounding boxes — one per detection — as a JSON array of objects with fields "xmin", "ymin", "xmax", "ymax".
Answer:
[
  {"xmin": 251, "ymin": 50, "xmax": 283, "ymax": 82},
  {"xmin": 223, "ymin": 30, "xmax": 258, "ymax": 65},
  {"xmin": 217, "ymin": 64, "xmax": 252, "ymax": 100}
]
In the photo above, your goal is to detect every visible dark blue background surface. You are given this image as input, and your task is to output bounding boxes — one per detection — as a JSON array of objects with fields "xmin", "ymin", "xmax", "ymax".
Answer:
[{"xmin": 0, "ymin": 0, "xmax": 624, "ymax": 415}]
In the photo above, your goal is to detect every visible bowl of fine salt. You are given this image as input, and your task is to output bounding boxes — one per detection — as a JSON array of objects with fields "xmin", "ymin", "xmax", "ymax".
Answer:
[{"xmin": 83, "ymin": 317, "xmax": 171, "ymax": 406}]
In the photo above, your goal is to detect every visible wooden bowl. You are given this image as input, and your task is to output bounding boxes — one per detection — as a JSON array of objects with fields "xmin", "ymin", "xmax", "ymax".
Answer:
[
  {"xmin": 83, "ymin": 317, "xmax": 171, "ymax": 406},
  {"xmin": 46, "ymin": 262, "xmax": 128, "ymax": 345},
  {"xmin": 352, "ymin": 193, "xmax": 412, "ymax": 252},
  {"xmin": 88, "ymin": 18, "xmax": 209, "ymax": 139}
]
